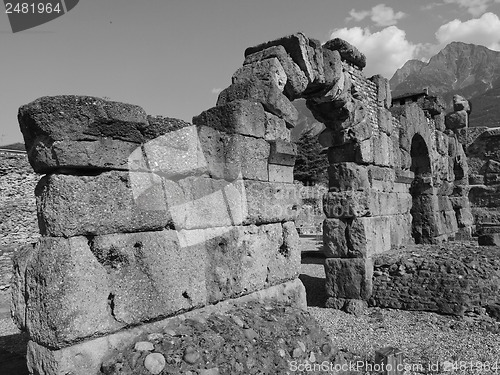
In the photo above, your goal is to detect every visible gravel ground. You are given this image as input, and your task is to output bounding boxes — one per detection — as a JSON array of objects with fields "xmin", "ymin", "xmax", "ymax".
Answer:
[{"xmin": 301, "ymin": 254, "xmax": 500, "ymax": 375}]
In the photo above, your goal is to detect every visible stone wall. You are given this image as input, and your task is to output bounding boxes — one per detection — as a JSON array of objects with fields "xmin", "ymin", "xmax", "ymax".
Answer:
[
  {"xmin": 12, "ymin": 90, "xmax": 305, "ymax": 373},
  {"xmin": 370, "ymin": 244, "xmax": 500, "ymax": 316},
  {"xmin": 319, "ymin": 52, "xmax": 472, "ymax": 311},
  {"xmin": 460, "ymin": 127, "xmax": 500, "ymax": 227},
  {"xmin": 0, "ymin": 152, "xmax": 38, "ymax": 248}
]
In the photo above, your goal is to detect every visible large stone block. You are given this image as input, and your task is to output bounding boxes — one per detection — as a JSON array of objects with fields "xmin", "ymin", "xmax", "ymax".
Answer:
[
  {"xmin": 192, "ymin": 100, "xmax": 266, "ymax": 138},
  {"xmin": 268, "ymin": 140, "xmax": 297, "ymax": 166},
  {"xmin": 25, "ymin": 138, "xmax": 142, "ymax": 174},
  {"xmin": 13, "ymin": 223, "xmax": 300, "ymax": 349},
  {"xmin": 245, "ymin": 33, "xmax": 317, "ymax": 84},
  {"xmin": 324, "ymin": 258, "xmax": 373, "ymax": 300},
  {"xmin": 18, "ymin": 95, "xmax": 148, "ymax": 148},
  {"xmin": 370, "ymin": 75, "xmax": 391, "ymax": 109},
  {"xmin": 18, "ymin": 96, "xmax": 191, "ymax": 173},
  {"xmin": 323, "ymin": 190, "xmax": 370, "ymax": 218},
  {"xmin": 368, "ymin": 166, "xmax": 395, "ymax": 192},
  {"xmin": 328, "ymin": 162, "xmax": 369, "ymax": 192},
  {"xmin": 196, "ymin": 126, "xmax": 270, "ymax": 181},
  {"xmin": 445, "ymin": 110, "xmax": 468, "ymax": 130},
  {"xmin": 140, "ymin": 125, "xmax": 207, "ymax": 178},
  {"xmin": 378, "ymin": 107, "xmax": 393, "ymax": 135},
  {"xmin": 389, "ymin": 213, "xmax": 412, "ymax": 247},
  {"xmin": 373, "ymin": 132, "xmax": 393, "ymax": 167},
  {"xmin": 24, "ymin": 279, "xmax": 306, "ymax": 375},
  {"xmin": 232, "ymin": 58, "xmax": 287, "ymax": 91},
  {"xmin": 323, "ymin": 38, "xmax": 366, "ymax": 69},
  {"xmin": 36, "ymin": 171, "xmax": 169, "ymax": 237},
  {"xmin": 268, "ymin": 164, "xmax": 294, "ymax": 183},
  {"xmin": 322, "ymin": 218, "xmax": 348, "ymax": 258},
  {"xmin": 162, "ymin": 177, "xmax": 298, "ymax": 229},
  {"xmin": 216, "ymin": 78, "xmax": 298, "ymax": 126},
  {"xmin": 241, "ymin": 180, "xmax": 299, "ymax": 224},
  {"xmin": 243, "ymin": 45, "xmax": 308, "ymax": 99},
  {"xmin": 347, "ymin": 216, "xmax": 392, "ymax": 258},
  {"xmin": 322, "ymin": 48, "xmax": 343, "ymax": 89},
  {"xmin": 12, "ymin": 236, "xmax": 125, "ymax": 348},
  {"xmin": 264, "ymin": 111, "xmax": 291, "ymax": 141},
  {"xmin": 177, "ymin": 223, "xmax": 300, "ymax": 303}
]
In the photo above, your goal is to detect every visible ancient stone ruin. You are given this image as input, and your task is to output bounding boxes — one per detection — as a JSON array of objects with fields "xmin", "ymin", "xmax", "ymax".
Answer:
[{"xmin": 11, "ymin": 32, "xmax": 474, "ymax": 374}]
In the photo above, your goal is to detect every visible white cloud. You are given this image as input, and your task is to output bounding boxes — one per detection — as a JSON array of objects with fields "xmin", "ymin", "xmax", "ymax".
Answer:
[
  {"xmin": 346, "ymin": 4, "xmax": 406, "ymax": 27},
  {"xmin": 443, "ymin": 0, "xmax": 500, "ymax": 17},
  {"xmin": 371, "ymin": 4, "xmax": 407, "ymax": 26},
  {"xmin": 435, "ymin": 12, "xmax": 500, "ymax": 50},
  {"xmin": 347, "ymin": 9, "xmax": 370, "ymax": 22},
  {"xmin": 211, "ymin": 88, "xmax": 222, "ymax": 94},
  {"xmin": 330, "ymin": 26, "xmax": 420, "ymax": 78}
]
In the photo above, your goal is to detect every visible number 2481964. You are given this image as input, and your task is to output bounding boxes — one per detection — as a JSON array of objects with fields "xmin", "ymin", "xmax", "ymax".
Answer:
[{"xmin": 5, "ymin": 2, "xmax": 62, "ymax": 14}]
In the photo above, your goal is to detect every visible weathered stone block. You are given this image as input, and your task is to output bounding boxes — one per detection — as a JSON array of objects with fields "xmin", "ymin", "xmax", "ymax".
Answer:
[
  {"xmin": 243, "ymin": 45, "xmax": 308, "ymax": 99},
  {"xmin": 264, "ymin": 111, "xmax": 291, "ymax": 141},
  {"xmin": 324, "ymin": 258, "xmax": 373, "ymax": 299},
  {"xmin": 373, "ymin": 132, "xmax": 393, "ymax": 167},
  {"xmin": 368, "ymin": 166, "xmax": 395, "ymax": 192},
  {"xmin": 18, "ymin": 95, "xmax": 148, "ymax": 148},
  {"xmin": 192, "ymin": 100, "xmax": 266, "ymax": 138},
  {"xmin": 378, "ymin": 107, "xmax": 393, "ymax": 135},
  {"xmin": 197, "ymin": 126, "xmax": 270, "ymax": 181},
  {"xmin": 347, "ymin": 216, "xmax": 391, "ymax": 258},
  {"xmin": 433, "ymin": 112, "xmax": 446, "ymax": 131},
  {"xmin": 328, "ymin": 162, "xmax": 369, "ymax": 192},
  {"xmin": 323, "ymin": 38, "xmax": 366, "ymax": 69},
  {"xmin": 357, "ymin": 138, "xmax": 375, "ymax": 164},
  {"xmin": 322, "ymin": 218, "xmax": 348, "ymax": 258},
  {"xmin": 435, "ymin": 131, "xmax": 448, "ymax": 156},
  {"xmin": 323, "ymin": 190, "xmax": 370, "ymax": 218},
  {"xmin": 327, "ymin": 143, "xmax": 358, "ymax": 164},
  {"xmin": 241, "ymin": 180, "xmax": 299, "ymax": 224},
  {"xmin": 389, "ymin": 213, "xmax": 412, "ymax": 247},
  {"xmin": 141, "ymin": 125, "xmax": 207, "ymax": 178},
  {"xmin": 232, "ymin": 58, "xmax": 287, "ymax": 91},
  {"xmin": 12, "ymin": 236, "xmax": 125, "ymax": 347},
  {"xmin": 445, "ymin": 110, "xmax": 468, "ymax": 130},
  {"xmin": 36, "ymin": 171, "xmax": 169, "ymax": 237},
  {"xmin": 422, "ymin": 96, "xmax": 446, "ymax": 116},
  {"xmin": 216, "ymin": 78, "xmax": 298, "ymax": 126},
  {"xmin": 268, "ymin": 140, "xmax": 297, "ymax": 166},
  {"xmin": 370, "ymin": 75, "xmax": 391, "ymax": 109},
  {"xmin": 322, "ymin": 48, "xmax": 342, "ymax": 88},
  {"xmin": 268, "ymin": 164, "xmax": 294, "ymax": 183},
  {"xmin": 25, "ymin": 138, "xmax": 143, "ymax": 174},
  {"xmin": 244, "ymin": 32, "xmax": 316, "ymax": 84}
]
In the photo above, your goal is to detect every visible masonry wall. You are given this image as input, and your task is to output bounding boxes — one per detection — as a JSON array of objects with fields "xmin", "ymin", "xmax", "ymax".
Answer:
[
  {"xmin": 12, "ymin": 93, "xmax": 305, "ymax": 374},
  {"xmin": 319, "ymin": 59, "xmax": 473, "ymax": 311}
]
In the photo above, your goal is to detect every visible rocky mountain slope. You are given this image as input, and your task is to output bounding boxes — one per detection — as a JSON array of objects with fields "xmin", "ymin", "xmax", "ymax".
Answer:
[{"xmin": 390, "ymin": 42, "xmax": 500, "ymax": 127}]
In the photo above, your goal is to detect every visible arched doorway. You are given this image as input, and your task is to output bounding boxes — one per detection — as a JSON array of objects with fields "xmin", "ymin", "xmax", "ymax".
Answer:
[{"xmin": 409, "ymin": 134, "xmax": 433, "ymax": 244}]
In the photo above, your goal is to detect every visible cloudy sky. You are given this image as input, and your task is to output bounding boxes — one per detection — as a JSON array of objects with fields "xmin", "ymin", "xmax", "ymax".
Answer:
[{"xmin": 1, "ymin": 0, "xmax": 500, "ymax": 144}]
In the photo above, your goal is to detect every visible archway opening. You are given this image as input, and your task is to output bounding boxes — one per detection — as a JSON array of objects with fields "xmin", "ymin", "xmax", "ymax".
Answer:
[{"xmin": 410, "ymin": 134, "xmax": 433, "ymax": 244}]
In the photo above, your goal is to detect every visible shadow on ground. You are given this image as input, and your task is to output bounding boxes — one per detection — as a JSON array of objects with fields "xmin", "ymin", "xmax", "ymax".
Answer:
[
  {"xmin": 300, "ymin": 254, "xmax": 327, "ymax": 308},
  {"xmin": 0, "ymin": 332, "xmax": 28, "ymax": 375}
]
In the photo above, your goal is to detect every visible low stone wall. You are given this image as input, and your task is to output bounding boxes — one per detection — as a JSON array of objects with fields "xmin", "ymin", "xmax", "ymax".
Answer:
[
  {"xmin": 370, "ymin": 243, "xmax": 500, "ymax": 316},
  {"xmin": 0, "ymin": 152, "xmax": 39, "ymax": 248}
]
